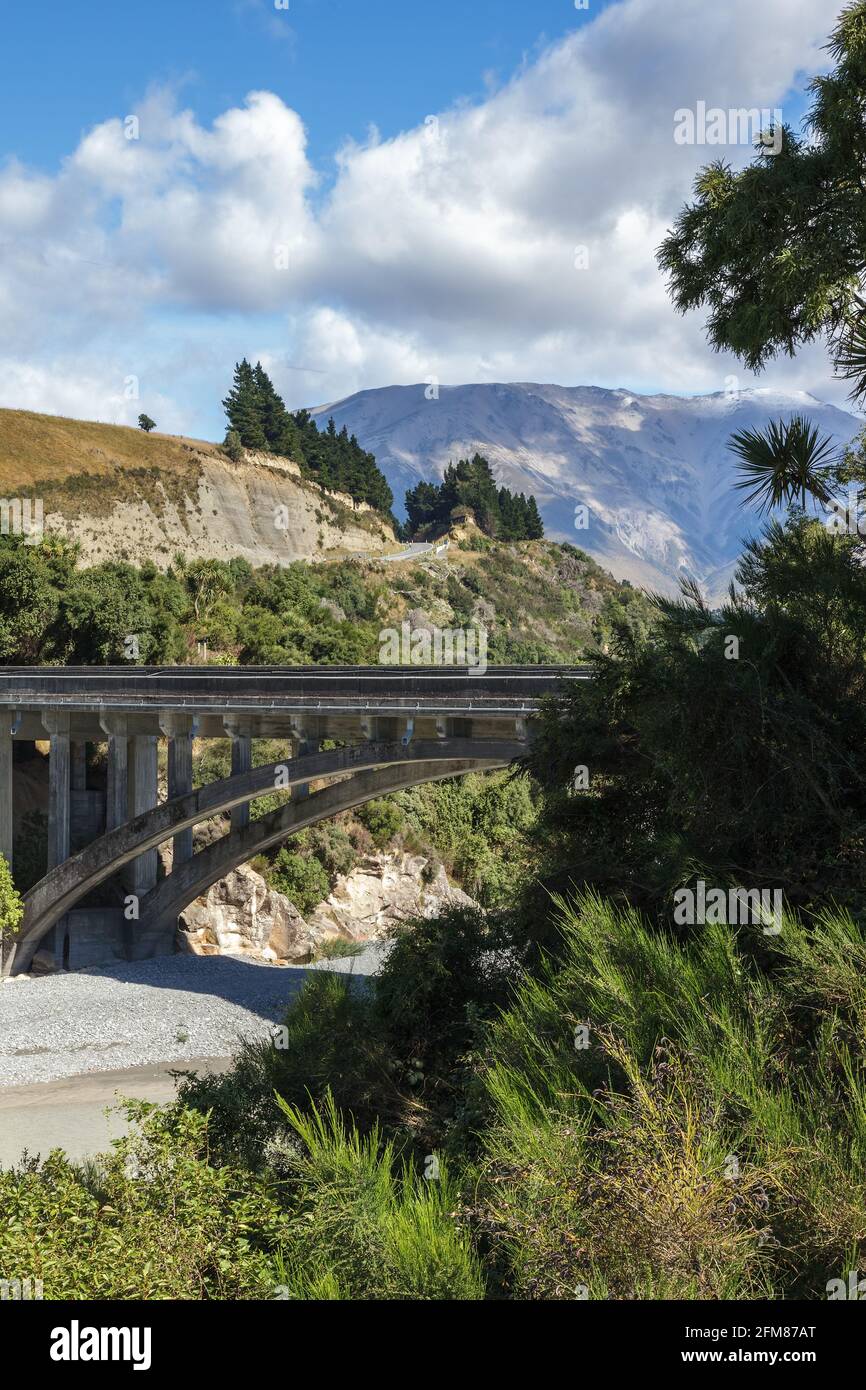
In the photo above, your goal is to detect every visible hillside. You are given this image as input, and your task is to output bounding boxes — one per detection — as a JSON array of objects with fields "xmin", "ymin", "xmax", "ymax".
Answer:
[
  {"xmin": 0, "ymin": 409, "xmax": 397, "ymax": 567},
  {"xmin": 311, "ymin": 383, "xmax": 864, "ymax": 596}
]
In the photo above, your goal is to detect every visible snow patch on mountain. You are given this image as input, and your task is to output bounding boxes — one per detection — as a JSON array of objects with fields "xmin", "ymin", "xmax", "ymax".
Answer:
[{"xmin": 312, "ymin": 383, "xmax": 862, "ymax": 597}]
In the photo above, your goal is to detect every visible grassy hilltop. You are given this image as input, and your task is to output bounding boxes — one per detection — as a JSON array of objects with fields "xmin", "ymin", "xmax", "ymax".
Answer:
[{"xmin": 0, "ymin": 407, "xmax": 220, "ymax": 488}]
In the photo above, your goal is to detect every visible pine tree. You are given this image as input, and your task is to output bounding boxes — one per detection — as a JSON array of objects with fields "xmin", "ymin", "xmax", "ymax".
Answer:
[
  {"xmin": 525, "ymin": 494, "xmax": 544, "ymax": 539},
  {"xmin": 404, "ymin": 458, "xmax": 543, "ymax": 539},
  {"xmin": 224, "ymin": 429, "xmax": 244, "ymax": 462},
  {"xmin": 252, "ymin": 362, "xmax": 290, "ymax": 452},
  {"xmin": 222, "ymin": 360, "xmax": 266, "ymax": 450}
]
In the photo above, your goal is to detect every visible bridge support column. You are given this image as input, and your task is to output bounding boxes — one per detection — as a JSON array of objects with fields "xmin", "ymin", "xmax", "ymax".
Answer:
[
  {"xmin": 0, "ymin": 725, "xmax": 13, "ymax": 869},
  {"xmin": 225, "ymin": 718, "xmax": 252, "ymax": 830},
  {"xmin": 130, "ymin": 735, "xmax": 158, "ymax": 896},
  {"xmin": 71, "ymin": 742, "xmax": 87, "ymax": 793},
  {"xmin": 161, "ymin": 712, "xmax": 194, "ymax": 868},
  {"xmin": 42, "ymin": 711, "xmax": 71, "ymax": 966},
  {"xmin": 100, "ymin": 712, "xmax": 129, "ymax": 833},
  {"xmin": 290, "ymin": 721, "xmax": 319, "ymax": 802},
  {"xmin": 43, "ymin": 711, "xmax": 71, "ymax": 872},
  {"xmin": 0, "ymin": 727, "xmax": 11, "ymax": 971}
]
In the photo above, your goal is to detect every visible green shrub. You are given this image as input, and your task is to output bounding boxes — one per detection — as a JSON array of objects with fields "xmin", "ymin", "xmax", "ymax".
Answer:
[
  {"xmin": 474, "ymin": 891, "xmax": 866, "ymax": 1300},
  {"xmin": 0, "ymin": 1103, "xmax": 290, "ymax": 1299},
  {"xmin": 302, "ymin": 822, "xmax": 357, "ymax": 881},
  {"xmin": 271, "ymin": 1092, "xmax": 484, "ymax": 1300},
  {"xmin": 356, "ymin": 798, "xmax": 404, "ymax": 847},
  {"xmin": 0, "ymin": 853, "xmax": 23, "ymax": 937},
  {"xmin": 268, "ymin": 849, "xmax": 330, "ymax": 915},
  {"xmin": 315, "ymin": 937, "xmax": 364, "ymax": 960}
]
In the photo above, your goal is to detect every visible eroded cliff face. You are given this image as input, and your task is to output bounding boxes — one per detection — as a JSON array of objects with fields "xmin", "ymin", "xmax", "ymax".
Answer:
[
  {"xmin": 177, "ymin": 853, "xmax": 474, "ymax": 963},
  {"xmin": 43, "ymin": 450, "xmax": 395, "ymax": 569}
]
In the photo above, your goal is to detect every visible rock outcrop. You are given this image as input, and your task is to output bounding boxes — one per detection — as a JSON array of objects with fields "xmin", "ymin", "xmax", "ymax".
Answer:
[
  {"xmin": 177, "ymin": 852, "xmax": 473, "ymax": 963},
  {"xmin": 46, "ymin": 451, "xmax": 395, "ymax": 571},
  {"xmin": 308, "ymin": 853, "xmax": 472, "ymax": 939},
  {"xmin": 178, "ymin": 865, "xmax": 326, "ymax": 963}
]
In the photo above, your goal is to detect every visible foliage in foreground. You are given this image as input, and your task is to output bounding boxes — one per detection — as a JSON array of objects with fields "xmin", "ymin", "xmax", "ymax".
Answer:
[
  {"xmin": 0, "ymin": 1092, "xmax": 482, "ymax": 1301},
  {"xmin": 4, "ymin": 891, "xmax": 866, "ymax": 1300},
  {"xmin": 0, "ymin": 1103, "xmax": 288, "ymax": 1299},
  {"xmin": 476, "ymin": 893, "xmax": 866, "ymax": 1299}
]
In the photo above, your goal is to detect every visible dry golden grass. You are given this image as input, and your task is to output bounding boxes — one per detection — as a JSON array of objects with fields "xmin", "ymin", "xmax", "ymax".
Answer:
[{"xmin": 0, "ymin": 408, "xmax": 221, "ymax": 489}]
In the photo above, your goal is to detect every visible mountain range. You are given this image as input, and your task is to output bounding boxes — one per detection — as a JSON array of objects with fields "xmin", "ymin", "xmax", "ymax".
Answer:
[{"xmin": 312, "ymin": 383, "xmax": 863, "ymax": 596}]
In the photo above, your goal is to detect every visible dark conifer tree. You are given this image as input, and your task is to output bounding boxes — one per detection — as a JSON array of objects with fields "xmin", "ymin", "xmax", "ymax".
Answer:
[
  {"xmin": 403, "ymin": 454, "xmax": 544, "ymax": 540},
  {"xmin": 525, "ymin": 494, "xmax": 544, "ymax": 539},
  {"xmin": 222, "ymin": 360, "xmax": 266, "ymax": 449},
  {"xmin": 252, "ymin": 362, "xmax": 289, "ymax": 452},
  {"xmin": 222, "ymin": 369, "xmax": 394, "ymax": 514}
]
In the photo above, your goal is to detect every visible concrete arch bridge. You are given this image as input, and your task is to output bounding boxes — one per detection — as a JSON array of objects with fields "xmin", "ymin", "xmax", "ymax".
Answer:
[{"xmin": 0, "ymin": 665, "xmax": 587, "ymax": 974}]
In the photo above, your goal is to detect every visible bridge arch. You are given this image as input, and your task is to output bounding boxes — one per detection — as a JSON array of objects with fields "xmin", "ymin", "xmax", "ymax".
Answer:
[
  {"xmin": 137, "ymin": 756, "xmax": 499, "ymax": 953},
  {"xmin": 5, "ymin": 739, "xmax": 522, "ymax": 974}
]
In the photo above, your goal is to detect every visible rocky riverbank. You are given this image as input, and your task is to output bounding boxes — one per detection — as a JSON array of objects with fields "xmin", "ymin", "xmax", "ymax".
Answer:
[{"xmin": 178, "ymin": 851, "xmax": 473, "ymax": 962}]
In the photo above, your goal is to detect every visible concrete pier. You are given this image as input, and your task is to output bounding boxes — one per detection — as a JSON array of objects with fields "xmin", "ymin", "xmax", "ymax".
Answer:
[
  {"xmin": 43, "ymin": 711, "xmax": 71, "ymax": 872},
  {"xmin": 130, "ymin": 735, "xmax": 159, "ymax": 896},
  {"xmin": 100, "ymin": 712, "xmax": 129, "ymax": 833},
  {"xmin": 0, "ymin": 727, "xmax": 13, "ymax": 869},
  {"xmin": 225, "ymin": 718, "xmax": 252, "ymax": 831},
  {"xmin": 161, "ymin": 712, "xmax": 194, "ymax": 867}
]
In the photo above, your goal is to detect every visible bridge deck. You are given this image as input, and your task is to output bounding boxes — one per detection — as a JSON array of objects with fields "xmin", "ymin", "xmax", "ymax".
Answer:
[{"xmin": 0, "ymin": 665, "xmax": 589, "ymax": 716}]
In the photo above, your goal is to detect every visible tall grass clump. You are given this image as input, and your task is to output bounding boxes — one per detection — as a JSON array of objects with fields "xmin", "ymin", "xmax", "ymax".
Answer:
[
  {"xmin": 474, "ymin": 891, "xmax": 866, "ymax": 1299},
  {"xmin": 270, "ymin": 1091, "xmax": 484, "ymax": 1300}
]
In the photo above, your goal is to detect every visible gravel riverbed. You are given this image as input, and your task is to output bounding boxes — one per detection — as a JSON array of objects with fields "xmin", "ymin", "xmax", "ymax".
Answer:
[{"xmin": 0, "ymin": 946, "xmax": 386, "ymax": 1089}]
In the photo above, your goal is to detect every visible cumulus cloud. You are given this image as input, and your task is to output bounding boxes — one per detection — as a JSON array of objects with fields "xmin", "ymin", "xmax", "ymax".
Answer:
[{"xmin": 0, "ymin": 0, "xmax": 849, "ymax": 431}]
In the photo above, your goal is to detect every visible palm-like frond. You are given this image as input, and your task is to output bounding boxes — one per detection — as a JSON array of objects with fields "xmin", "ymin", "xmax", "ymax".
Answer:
[
  {"xmin": 832, "ymin": 295, "xmax": 866, "ymax": 405},
  {"xmin": 728, "ymin": 415, "xmax": 836, "ymax": 514}
]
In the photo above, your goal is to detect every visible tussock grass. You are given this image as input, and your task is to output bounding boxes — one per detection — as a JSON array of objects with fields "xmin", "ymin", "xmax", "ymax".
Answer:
[
  {"xmin": 474, "ymin": 892, "xmax": 866, "ymax": 1299},
  {"xmin": 0, "ymin": 407, "xmax": 217, "ymax": 487},
  {"xmin": 270, "ymin": 1092, "xmax": 484, "ymax": 1300}
]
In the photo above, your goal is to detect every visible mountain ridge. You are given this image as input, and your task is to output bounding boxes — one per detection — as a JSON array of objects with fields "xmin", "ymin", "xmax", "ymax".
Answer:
[{"xmin": 311, "ymin": 382, "xmax": 863, "ymax": 595}]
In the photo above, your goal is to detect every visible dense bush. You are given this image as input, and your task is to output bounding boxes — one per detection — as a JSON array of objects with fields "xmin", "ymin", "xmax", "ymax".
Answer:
[
  {"xmin": 356, "ymin": 798, "xmax": 404, "ymax": 847},
  {"xmin": 474, "ymin": 892, "xmax": 866, "ymax": 1300},
  {"xmin": 526, "ymin": 515, "xmax": 866, "ymax": 926},
  {"xmin": 0, "ymin": 1092, "xmax": 482, "ymax": 1301},
  {"xmin": 149, "ymin": 887, "xmax": 866, "ymax": 1301},
  {"xmin": 0, "ymin": 1103, "xmax": 290, "ymax": 1299},
  {"xmin": 397, "ymin": 769, "xmax": 539, "ymax": 907},
  {"xmin": 268, "ymin": 848, "xmax": 330, "ymax": 915},
  {"xmin": 298, "ymin": 822, "xmax": 357, "ymax": 881}
]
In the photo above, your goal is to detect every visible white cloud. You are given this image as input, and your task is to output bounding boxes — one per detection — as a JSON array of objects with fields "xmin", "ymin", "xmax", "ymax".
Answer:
[
  {"xmin": 0, "ymin": 0, "xmax": 849, "ymax": 431},
  {"xmin": 0, "ymin": 358, "xmax": 186, "ymax": 432}
]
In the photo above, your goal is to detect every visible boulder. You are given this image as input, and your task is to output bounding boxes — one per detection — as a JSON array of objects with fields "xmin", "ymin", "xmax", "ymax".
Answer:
[{"xmin": 318, "ymin": 597, "xmax": 347, "ymax": 622}]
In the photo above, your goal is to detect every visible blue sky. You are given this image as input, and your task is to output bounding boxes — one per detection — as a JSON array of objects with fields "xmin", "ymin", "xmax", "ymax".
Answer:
[
  {"xmin": 0, "ymin": 0, "xmax": 845, "ymax": 439},
  {"xmin": 4, "ymin": 0, "xmax": 598, "ymax": 175}
]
